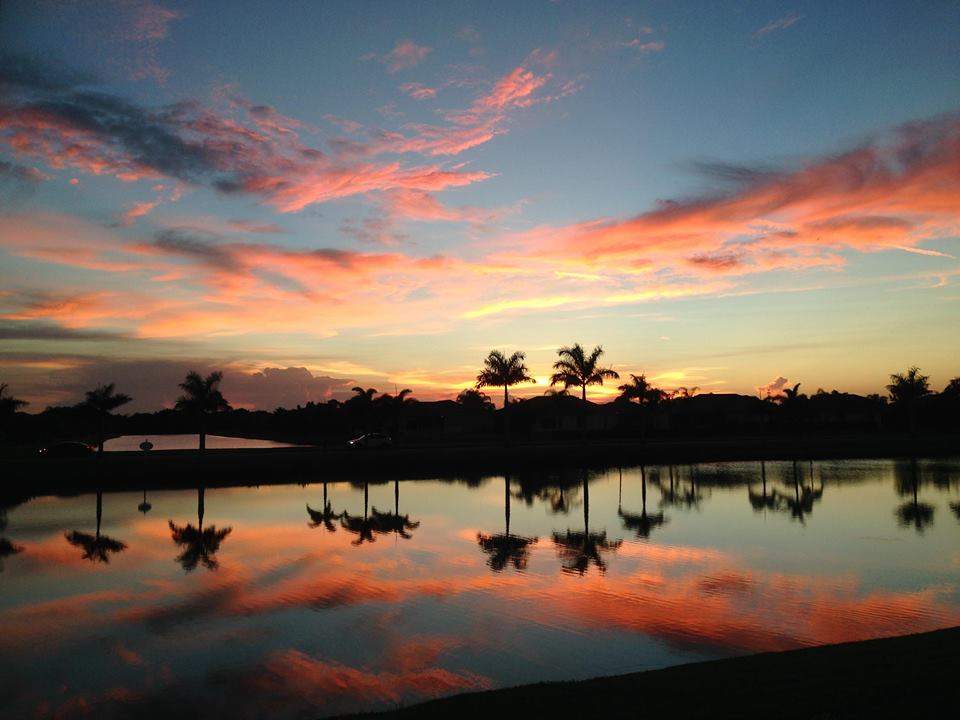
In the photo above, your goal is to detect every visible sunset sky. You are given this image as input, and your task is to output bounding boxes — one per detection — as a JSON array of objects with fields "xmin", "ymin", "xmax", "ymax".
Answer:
[{"xmin": 1, "ymin": 0, "xmax": 958, "ymax": 410}]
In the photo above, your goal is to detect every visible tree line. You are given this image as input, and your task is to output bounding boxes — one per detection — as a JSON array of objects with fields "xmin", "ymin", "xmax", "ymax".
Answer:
[{"xmin": 1, "ymin": 344, "xmax": 958, "ymax": 448}]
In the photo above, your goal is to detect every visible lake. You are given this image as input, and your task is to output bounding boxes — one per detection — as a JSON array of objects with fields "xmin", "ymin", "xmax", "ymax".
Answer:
[
  {"xmin": 1, "ymin": 458, "xmax": 958, "ymax": 719},
  {"xmin": 103, "ymin": 434, "xmax": 303, "ymax": 451}
]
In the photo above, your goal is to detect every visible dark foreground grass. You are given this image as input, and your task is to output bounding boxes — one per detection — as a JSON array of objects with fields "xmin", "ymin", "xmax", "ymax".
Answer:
[{"xmin": 339, "ymin": 627, "xmax": 960, "ymax": 720}]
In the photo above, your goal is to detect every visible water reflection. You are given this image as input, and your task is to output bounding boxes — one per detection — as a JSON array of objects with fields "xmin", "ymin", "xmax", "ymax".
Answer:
[
  {"xmin": 0, "ymin": 458, "xmax": 958, "ymax": 720},
  {"xmin": 307, "ymin": 479, "xmax": 340, "ymax": 532},
  {"xmin": 0, "ymin": 507, "xmax": 22, "ymax": 571},
  {"xmin": 618, "ymin": 466, "xmax": 668, "ymax": 539},
  {"xmin": 477, "ymin": 474, "xmax": 538, "ymax": 571},
  {"xmin": 138, "ymin": 489, "xmax": 152, "ymax": 514},
  {"xmin": 64, "ymin": 491, "xmax": 127, "ymax": 563},
  {"xmin": 895, "ymin": 459, "xmax": 936, "ymax": 533},
  {"xmin": 168, "ymin": 486, "xmax": 233, "ymax": 571},
  {"xmin": 552, "ymin": 470, "xmax": 622, "ymax": 574}
]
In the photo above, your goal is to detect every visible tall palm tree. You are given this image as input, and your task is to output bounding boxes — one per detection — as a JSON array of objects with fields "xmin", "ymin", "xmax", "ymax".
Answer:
[
  {"xmin": 307, "ymin": 480, "xmax": 340, "ymax": 532},
  {"xmin": 175, "ymin": 371, "xmax": 231, "ymax": 452},
  {"xmin": 0, "ymin": 383, "xmax": 27, "ymax": 415},
  {"xmin": 477, "ymin": 475, "xmax": 538, "ymax": 571},
  {"xmin": 65, "ymin": 491, "xmax": 127, "ymax": 563},
  {"xmin": 886, "ymin": 367, "xmax": 931, "ymax": 434},
  {"xmin": 617, "ymin": 373, "xmax": 665, "ymax": 440},
  {"xmin": 552, "ymin": 470, "xmax": 621, "ymax": 574},
  {"xmin": 550, "ymin": 344, "xmax": 619, "ymax": 403},
  {"xmin": 83, "ymin": 383, "xmax": 132, "ymax": 455},
  {"xmin": 476, "ymin": 350, "xmax": 535, "ymax": 443},
  {"xmin": 169, "ymin": 487, "xmax": 232, "ymax": 571},
  {"xmin": 349, "ymin": 386, "xmax": 378, "ymax": 433},
  {"xmin": 377, "ymin": 388, "xmax": 415, "ymax": 439}
]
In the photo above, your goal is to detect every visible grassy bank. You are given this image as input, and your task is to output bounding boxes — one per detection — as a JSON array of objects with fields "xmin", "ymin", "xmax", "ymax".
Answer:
[
  {"xmin": 340, "ymin": 626, "xmax": 960, "ymax": 719},
  {"xmin": 1, "ymin": 432, "xmax": 957, "ymax": 498}
]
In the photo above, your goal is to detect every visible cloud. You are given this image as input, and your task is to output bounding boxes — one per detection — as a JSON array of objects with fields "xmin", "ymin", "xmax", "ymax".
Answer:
[
  {"xmin": 366, "ymin": 40, "xmax": 431, "ymax": 73},
  {"xmin": 0, "ymin": 54, "xmax": 491, "ymax": 212},
  {"xmin": 497, "ymin": 111, "xmax": 960, "ymax": 280},
  {"xmin": 399, "ymin": 82, "xmax": 438, "ymax": 100},
  {"xmin": 0, "ymin": 320, "xmax": 126, "ymax": 341},
  {"xmin": 757, "ymin": 376, "xmax": 789, "ymax": 397},
  {"xmin": 753, "ymin": 12, "xmax": 802, "ymax": 39}
]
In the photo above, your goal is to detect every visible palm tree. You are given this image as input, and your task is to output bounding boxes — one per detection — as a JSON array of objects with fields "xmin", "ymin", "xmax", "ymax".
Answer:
[
  {"xmin": 348, "ymin": 386, "xmax": 378, "ymax": 433},
  {"xmin": 456, "ymin": 388, "xmax": 494, "ymax": 411},
  {"xmin": 377, "ymin": 388, "xmax": 415, "ymax": 439},
  {"xmin": 886, "ymin": 367, "xmax": 930, "ymax": 434},
  {"xmin": 618, "ymin": 466, "xmax": 667, "ymax": 539},
  {"xmin": 351, "ymin": 386, "xmax": 378, "ymax": 403},
  {"xmin": 65, "ymin": 491, "xmax": 127, "ymax": 563},
  {"xmin": 476, "ymin": 350, "xmax": 535, "ymax": 443},
  {"xmin": 169, "ymin": 487, "xmax": 232, "ymax": 571},
  {"xmin": 175, "ymin": 371, "xmax": 231, "ymax": 452},
  {"xmin": 552, "ymin": 470, "xmax": 621, "ymax": 574},
  {"xmin": 617, "ymin": 373, "xmax": 665, "ymax": 440},
  {"xmin": 137, "ymin": 490, "xmax": 152, "ymax": 514},
  {"xmin": 307, "ymin": 480, "xmax": 340, "ymax": 532},
  {"xmin": 0, "ymin": 383, "xmax": 27, "ymax": 415},
  {"xmin": 477, "ymin": 475, "xmax": 538, "ymax": 571},
  {"xmin": 83, "ymin": 383, "xmax": 132, "ymax": 455},
  {"xmin": 550, "ymin": 344, "xmax": 619, "ymax": 403}
]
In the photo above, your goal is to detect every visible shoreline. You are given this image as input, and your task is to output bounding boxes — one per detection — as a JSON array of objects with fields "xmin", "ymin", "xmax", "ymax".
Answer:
[
  {"xmin": 1, "ymin": 432, "xmax": 956, "ymax": 499},
  {"xmin": 338, "ymin": 626, "xmax": 960, "ymax": 719}
]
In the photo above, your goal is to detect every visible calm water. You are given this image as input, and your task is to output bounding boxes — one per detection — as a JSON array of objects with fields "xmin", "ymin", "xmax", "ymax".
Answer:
[
  {"xmin": 104, "ymin": 434, "xmax": 302, "ymax": 451},
  {"xmin": 1, "ymin": 458, "xmax": 959, "ymax": 719}
]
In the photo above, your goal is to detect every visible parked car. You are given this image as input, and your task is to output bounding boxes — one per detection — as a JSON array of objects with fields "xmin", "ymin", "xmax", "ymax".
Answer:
[
  {"xmin": 348, "ymin": 432, "xmax": 393, "ymax": 448},
  {"xmin": 39, "ymin": 441, "xmax": 95, "ymax": 458}
]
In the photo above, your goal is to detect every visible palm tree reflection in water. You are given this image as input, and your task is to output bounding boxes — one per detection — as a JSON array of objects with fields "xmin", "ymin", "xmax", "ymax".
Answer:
[
  {"xmin": 895, "ymin": 459, "xmax": 935, "ymax": 533},
  {"xmin": 307, "ymin": 480, "xmax": 340, "ymax": 532},
  {"xmin": 340, "ymin": 482, "xmax": 379, "ymax": 545},
  {"xmin": 618, "ymin": 466, "xmax": 668, "ymax": 539},
  {"xmin": 0, "ymin": 508, "xmax": 23, "ymax": 572},
  {"xmin": 65, "ymin": 491, "xmax": 127, "ymax": 563},
  {"xmin": 477, "ymin": 475, "xmax": 538, "ymax": 571},
  {"xmin": 552, "ymin": 470, "xmax": 622, "ymax": 575},
  {"xmin": 371, "ymin": 479, "xmax": 420, "ymax": 540},
  {"xmin": 169, "ymin": 487, "xmax": 232, "ymax": 571}
]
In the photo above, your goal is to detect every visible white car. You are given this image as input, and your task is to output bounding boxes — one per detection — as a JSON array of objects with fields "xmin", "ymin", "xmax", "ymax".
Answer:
[{"xmin": 348, "ymin": 432, "xmax": 393, "ymax": 448}]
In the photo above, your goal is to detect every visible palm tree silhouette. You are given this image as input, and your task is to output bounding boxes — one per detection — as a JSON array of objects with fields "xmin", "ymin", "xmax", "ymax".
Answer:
[
  {"xmin": 894, "ymin": 459, "xmax": 935, "ymax": 533},
  {"xmin": 552, "ymin": 470, "xmax": 622, "ymax": 574},
  {"xmin": 307, "ymin": 480, "xmax": 340, "ymax": 532},
  {"xmin": 618, "ymin": 465, "xmax": 668, "ymax": 539},
  {"xmin": 477, "ymin": 475, "xmax": 538, "ymax": 571},
  {"xmin": 83, "ymin": 383, "xmax": 132, "ymax": 455},
  {"xmin": 175, "ymin": 371, "xmax": 231, "ymax": 452},
  {"xmin": 377, "ymin": 388, "xmax": 415, "ymax": 440},
  {"xmin": 339, "ymin": 482, "xmax": 379, "ymax": 545},
  {"xmin": 617, "ymin": 373, "xmax": 665, "ymax": 439},
  {"xmin": 886, "ymin": 367, "xmax": 931, "ymax": 434},
  {"xmin": 168, "ymin": 487, "xmax": 232, "ymax": 571},
  {"xmin": 349, "ymin": 387, "xmax": 379, "ymax": 432},
  {"xmin": 0, "ymin": 383, "xmax": 28, "ymax": 433},
  {"xmin": 476, "ymin": 350, "xmax": 535, "ymax": 443},
  {"xmin": 550, "ymin": 344, "xmax": 619, "ymax": 404},
  {"xmin": 65, "ymin": 491, "xmax": 127, "ymax": 563},
  {"xmin": 371, "ymin": 479, "xmax": 420, "ymax": 540}
]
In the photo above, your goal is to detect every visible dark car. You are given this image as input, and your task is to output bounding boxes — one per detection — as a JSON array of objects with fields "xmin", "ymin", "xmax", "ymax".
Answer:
[
  {"xmin": 38, "ymin": 441, "xmax": 95, "ymax": 458},
  {"xmin": 348, "ymin": 432, "xmax": 393, "ymax": 449}
]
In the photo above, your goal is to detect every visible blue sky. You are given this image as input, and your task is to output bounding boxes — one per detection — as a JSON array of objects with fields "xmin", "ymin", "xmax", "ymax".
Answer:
[{"xmin": 1, "ymin": 1, "xmax": 958, "ymax": 409}]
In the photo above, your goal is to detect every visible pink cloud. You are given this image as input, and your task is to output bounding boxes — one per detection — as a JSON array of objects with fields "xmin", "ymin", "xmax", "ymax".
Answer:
[
  {"xmin": 399, "ymin": 82, "xmax": 438, "ymax": 100},
  {"xmin": 375, "ymin": 40, "xmax": 432, "ymax": 73}
]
